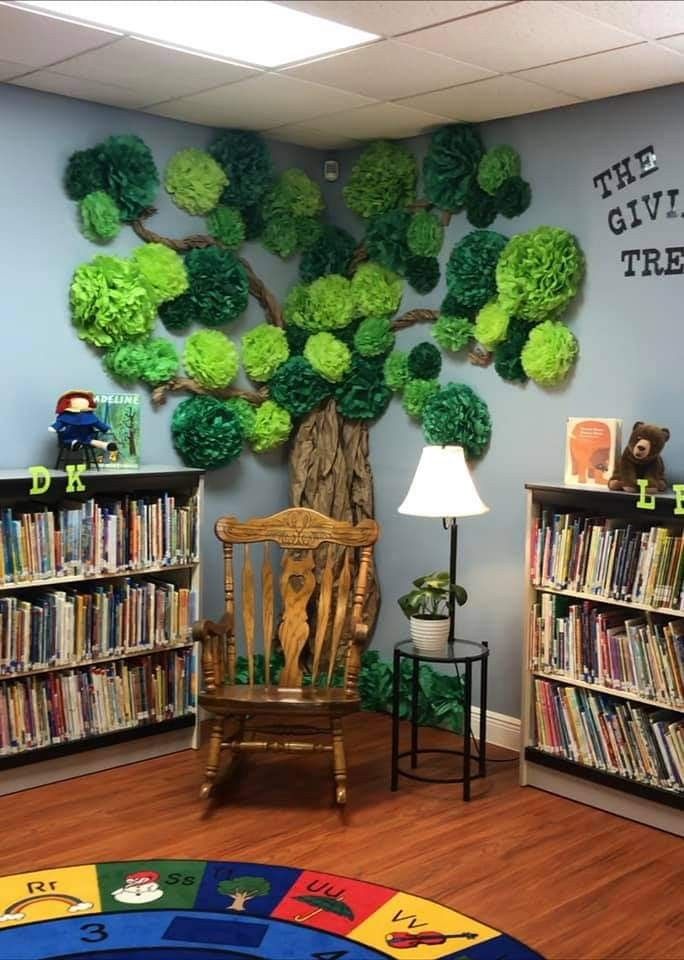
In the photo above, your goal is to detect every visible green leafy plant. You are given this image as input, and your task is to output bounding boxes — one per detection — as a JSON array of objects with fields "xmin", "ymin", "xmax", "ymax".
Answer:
[{"xmin": 398, "ymin": 570, "xmax": 467, "ymax": 620}]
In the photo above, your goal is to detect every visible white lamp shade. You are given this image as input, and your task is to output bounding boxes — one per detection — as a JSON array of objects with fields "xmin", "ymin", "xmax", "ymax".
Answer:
[{"xmin": 398, "ymin": 445, "xmax": 489, "ymax": 519}]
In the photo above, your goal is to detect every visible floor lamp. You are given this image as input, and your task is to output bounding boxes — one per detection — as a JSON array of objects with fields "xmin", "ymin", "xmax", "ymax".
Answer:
[{"xmin": 398, "ymin": 445, "xmax": 489, "ymax": 643}]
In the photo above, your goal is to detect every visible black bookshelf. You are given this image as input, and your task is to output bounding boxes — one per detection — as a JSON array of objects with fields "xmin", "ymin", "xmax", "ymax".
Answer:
[{"xmin": 525, "ymin": 747, "xmax": 684, "ymax": 811}]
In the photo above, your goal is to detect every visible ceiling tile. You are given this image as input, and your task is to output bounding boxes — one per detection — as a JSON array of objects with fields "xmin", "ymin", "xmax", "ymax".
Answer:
[
  {"xmin": 146, "ymin": 72, "xmax": 376, "ymax": 128},
  {"xmin": 0, "ymin": 58, "xmax": 30, "ymax": 80},
  {"xmin": 399, "ymin": 0, "xmax": 640, "ymax": 72},
  {"xmin": 49, "ymin": 37, "xmax": 259, "ymax": 104},
  {"xmin": 303, "ymin": 101, "xmax": 450, "ymax": 139},
  {"xmin": 265, "ymin": 123, "xmax": 362, "ymax": 149},
  {"xmin": 659, "ymin": 33, "xmax": 684, "ymax": 53},
  {"xmin": 282, "ymin": 39, "xmax": 494, "ymax": 99},
  {"xmin": 559, "ymin": 2, "xmax": 684, "ymax": 40},
  {"xmin": 398, "ymin": 75, "xmax": 579, "ymax": 121},
  {"xmin": 9, "ymin": 70, "xmax": 145, "ymax": 108},
  {"xmin": 274, "ymin": 1, "xmax": 512, "ymax": 38},
  {"xmin": 517, "ymin": 43, "xmax": 684, "ymax": 100},
  {"xmin": 0, "ymin": 3, "xmax": 119, "ymax": 67}
]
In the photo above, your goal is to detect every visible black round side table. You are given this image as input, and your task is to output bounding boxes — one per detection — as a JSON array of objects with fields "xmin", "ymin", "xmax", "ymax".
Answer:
[{"xmin": 390, "ymin": 638, "xmax": 490, "ymax": 801}]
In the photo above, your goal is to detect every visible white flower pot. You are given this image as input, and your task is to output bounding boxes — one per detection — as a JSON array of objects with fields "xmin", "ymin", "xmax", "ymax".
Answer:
[{"xmin": 409, "ymin": 615, "xmax": 450, "ymax": 650}]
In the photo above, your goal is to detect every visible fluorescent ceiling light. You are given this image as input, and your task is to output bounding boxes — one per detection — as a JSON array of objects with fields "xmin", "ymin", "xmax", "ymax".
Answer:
[{"xmin": 16, "ymin": 1, "xmax": 379, "ymax": 67}]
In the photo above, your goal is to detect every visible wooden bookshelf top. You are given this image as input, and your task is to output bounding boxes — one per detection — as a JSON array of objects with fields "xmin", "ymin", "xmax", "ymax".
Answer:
[
  {"xmin": 532, "ymin": 669, "xmax": 684, "ymax": 713},
  {"xmin": 0, "ymin": 465, "xmax": 203, "ymax": 483},
  {"xmin": 0, "ymin": 561, "xmax": 198, "ymax": 593},
  {"xmin": 525, "ymin": 481, "xmax": 681, "ymax": 503}
]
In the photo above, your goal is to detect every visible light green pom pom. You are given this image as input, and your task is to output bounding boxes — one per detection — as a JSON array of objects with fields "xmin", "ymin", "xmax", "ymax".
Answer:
[
  {"xmin": 304, "ymin": 332, "xmax": 352, "ymax": 383},
  {"xmin": 249, "ymin": 400, "xmax": 293, "ymax": 452},
  {"xmin": 283, "ymin": 284, "xmax": 312, "ymax": 329},
  {"xmin": 307, "ymin": 275, "xmax": 355, "ymax": 331},
  {"xmin": 521, "ymin": 320, "xmax": 578, "ymax": 386},
  {"xmin": 70, "ymin": 255, "xmax": 156, "ymax": 348},
  {"xmin": 473, "ymin": 300, "xmax": 510, "ymax": 349},
  {"xmin": 384, "ymin": 351, "xmax": 410, "ymax": 391},
  {"xmin": 164, "ymin": 148, "xmax": 228, "ymax": 215},
  {"xmin": 263, "ymin": 169, "xmax": 324, "ymax": 219},
  {"xmin": 477, "ymin": 145, "xmax": 521, "ymax": 195},
  {"xmin": 433, "ymin": 315, "xmax": 474, "ymax": 353},
  {"xmin": 351, "ymin": 262, "xmax": 404, "ymax": 318},
  {"xmin": 496, "ymin": 226, "xmax": 584, "ymax": 322},
  {"xmin": 130, "ymin": 243, "xmax": 189, "ymax": 305},
  {"xmin": 104, "ymin": 342, "xmax": 149, "ymax": 382},
  {"xmin": 241, "ymin": 324, "xmax": 289, "ymax": 382},
  {"xmin": 206, "ymin": 206, "xmax": 246, "ymax": 249},
  {"xmin": 343, "ymin": 140, "xmax": 417, "ymax": 219},
  {"xmin": 79, "ymin": 191, "xmax": 121, "ymax": 243},
  {"xmin": 138, "ymin": 337, "xmax": 179, "ymax": 385},
  {"xmin": 406, "ymin": 211, "xmax": 444, "ymax": 257},
  {"xmin": 403, "ymin": 378, "xmax": 440, "ymax": 418},
  {"xmin": 225, "ymin": 397, "xmax": 257, "ymax": 439},
  {"xmin": 354, "ymin": 316, "xmax": 395, "ymax": 357},
  {"xmin": 183, "ymin": 329, "xmax": 239, "ymax": 388}
]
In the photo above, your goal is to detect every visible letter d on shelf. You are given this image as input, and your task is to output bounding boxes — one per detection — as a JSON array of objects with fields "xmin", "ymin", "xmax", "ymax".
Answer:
[{"xmin": 29, "ymin": 465, "xmax": 51, "ymax": 495}]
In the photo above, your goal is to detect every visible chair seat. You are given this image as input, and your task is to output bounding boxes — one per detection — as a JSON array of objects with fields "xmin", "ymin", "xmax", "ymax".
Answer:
[{"xmin": 200, "ymin": 684, "xmax": 360, "ymax": 716}]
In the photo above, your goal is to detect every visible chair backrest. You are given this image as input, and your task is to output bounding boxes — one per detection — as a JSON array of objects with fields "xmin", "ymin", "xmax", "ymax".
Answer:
[{"xmin": 213, "ymin": 508, "xmax": 379, "ymax": 694}]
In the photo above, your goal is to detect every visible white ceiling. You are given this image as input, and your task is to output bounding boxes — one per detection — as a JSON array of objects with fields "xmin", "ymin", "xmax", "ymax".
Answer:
[{"xmin": 2, "ymin": 0, "xmax": 684, "ymax": 148}]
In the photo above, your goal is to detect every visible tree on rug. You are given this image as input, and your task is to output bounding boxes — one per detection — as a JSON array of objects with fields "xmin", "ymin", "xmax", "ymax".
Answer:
[{"xmin": 217, "ymin": 875, "xmax": 271, "ymax": 912}]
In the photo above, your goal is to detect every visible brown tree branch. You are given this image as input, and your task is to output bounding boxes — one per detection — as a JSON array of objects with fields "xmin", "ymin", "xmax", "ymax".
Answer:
[
  {"xmin": 131, "ymin": 209, "xmax": 283, "ymax": 326},
  {"xmin": 347, "ymin": 243, "xmax": 368, "ymax": 276},
  {"xmin": 151, "ymin": 377, "xmax": 268, "ymax": 408},
  {"xmin": 391, "ymin": 308, "xmax": 439, "ymax": 331}
]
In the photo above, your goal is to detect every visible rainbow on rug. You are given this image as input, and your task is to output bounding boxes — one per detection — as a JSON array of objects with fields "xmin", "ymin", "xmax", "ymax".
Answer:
[{"xmin": 0, "ymin": 860, "xmax": 542, "ymax": 960}]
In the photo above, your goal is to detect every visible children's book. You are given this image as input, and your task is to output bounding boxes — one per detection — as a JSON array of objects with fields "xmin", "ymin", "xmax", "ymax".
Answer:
[
  {"xmin": 94, "ymin": 394, "xmax": 141, "ymax": 469},
  {"xmin": 564, "ymin": 418, "xmax": 622, "ymax": 488}
]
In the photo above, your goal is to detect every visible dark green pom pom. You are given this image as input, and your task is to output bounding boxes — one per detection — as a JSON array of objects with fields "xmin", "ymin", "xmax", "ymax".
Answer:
[
  {"xmin": 299, "ymin": 225, "xmax": 357, "ymax": 283},
  {"xmin": 446, "ymin": 229, "xmax": 508, "ymax": 311},
  {"xmin": 285, "ymin": 323, "xmax": 309, "ymax": 355},
  {"xmin": 64, "ymin": 147, "xmax": 106, "ymax": 201},
  {"xmin": 405, "ymin": 255, "xmax": 440, "ymax": 294},
  {"xmin": 441, "ymin": 290, "xmax": 475, "ymax": 320},
  {"xmin": 422, "ymin": 383, "xmax": 492, "ymax": 458},
  {"xmin": 465, "ymin": 181, "xmax": 498, "ymax": 228},
  {"xmin": 269, "ymin": 356, "xmax": 331, "ymax": 417},
  {"xmin": 171, "ymin": 395, "xmax": 243, "ymax": 469},
  {"xmin": 423, "ymin": 124, "xmax": 484, "ymax": 210},
  {"xmin": 495, "ymin": 176, "xmax": 532, "ymax": 218},
  {"xmin": 208, "ymin": 130, "xmax": 274, "ymax": 209},
  {"xmin": 408, "ymin": 342, "xmax": 442, "ymax": 379},
  {"xmin": 493, "ymin": 316, "xmax": 530, "ymax": 384},
  {"xmin": 365, "ymin": 210, "xmax": 412, "ymax": 273},
  {"xmin": 100, "ymin": 134, "xmax": 159, "ymax": 220},
  {"xmin": 335, "ymin": 355, "xmax": 392, "ymax": 421}
]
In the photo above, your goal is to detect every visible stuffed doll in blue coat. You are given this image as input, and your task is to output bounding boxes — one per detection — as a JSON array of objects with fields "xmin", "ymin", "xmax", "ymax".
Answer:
[{"xmin": 49, "ymin": 389, "xmax": 118, "ymax": 452}]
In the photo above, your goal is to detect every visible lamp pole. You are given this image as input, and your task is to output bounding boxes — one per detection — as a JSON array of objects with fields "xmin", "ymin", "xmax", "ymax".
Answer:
[{"xmin": 443, "ymin": 517, "xmax": 458, "ymax": 645}]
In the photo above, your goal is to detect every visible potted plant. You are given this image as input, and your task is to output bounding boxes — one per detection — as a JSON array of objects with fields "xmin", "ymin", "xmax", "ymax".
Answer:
[{"xmin": 398, "ymin": 571, "xmax": 467, "ymax": 650}]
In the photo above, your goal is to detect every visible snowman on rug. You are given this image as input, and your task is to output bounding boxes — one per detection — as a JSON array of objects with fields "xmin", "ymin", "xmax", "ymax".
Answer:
[{"xmin": 112, "ymin": 870, "xmax": 165, "ymax": 904}]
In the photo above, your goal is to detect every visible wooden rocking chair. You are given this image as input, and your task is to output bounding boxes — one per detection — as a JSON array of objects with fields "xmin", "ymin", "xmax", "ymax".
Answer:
[{"xmin": 194, "ymin": 507, "xmax": 380, "ymax": 806}]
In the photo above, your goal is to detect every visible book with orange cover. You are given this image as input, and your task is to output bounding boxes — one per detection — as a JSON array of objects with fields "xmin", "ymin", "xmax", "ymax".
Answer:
[{"xmin": 564, "ymin": 417, "xmax": 622, "ymax": 488}]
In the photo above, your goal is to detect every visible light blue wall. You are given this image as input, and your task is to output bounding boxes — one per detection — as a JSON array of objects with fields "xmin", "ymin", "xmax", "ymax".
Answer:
[
  {"xmin": 0, "ymin": 83, "xmax": 322, "ymax": 616},
  {"xmin": 329, "ymin": 83, "xmax": 684, "ymax": 717}
]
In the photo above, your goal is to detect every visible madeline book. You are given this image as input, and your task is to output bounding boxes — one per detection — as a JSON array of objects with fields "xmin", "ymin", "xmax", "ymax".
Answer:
[
  {"xmin": 564, "ymin": 417, "xmax": 622, "ymax": 488},
  {"xmin": 94, "ymin": 393, "xmax": 141, "ymax": 469}
]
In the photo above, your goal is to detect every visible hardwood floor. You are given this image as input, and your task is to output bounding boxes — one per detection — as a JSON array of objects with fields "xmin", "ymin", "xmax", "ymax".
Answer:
[{"xmin": 0, "ymin": 713, "xmax": 682, "ymax": 960}]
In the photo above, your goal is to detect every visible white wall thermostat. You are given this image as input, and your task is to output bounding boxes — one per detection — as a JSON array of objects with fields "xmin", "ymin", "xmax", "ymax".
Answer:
[{"xmin": 323, "ymin": 159, "xmax": 339, "ymax": 182}]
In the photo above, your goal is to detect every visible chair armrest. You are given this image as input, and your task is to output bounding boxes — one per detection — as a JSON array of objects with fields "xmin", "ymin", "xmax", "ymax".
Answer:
[
  {"xmin": 193, "ymin": 612, "xmax": 233, "ymax": 691},
  {"xmin": 192, "ymin": 612, "xmax": 231, "ymax": 644}
]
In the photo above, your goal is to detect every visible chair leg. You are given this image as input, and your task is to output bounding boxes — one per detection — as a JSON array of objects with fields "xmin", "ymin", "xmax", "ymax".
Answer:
[
  {"xmin": 201, "ymin": 718, "xmax": 224, "ymax": 799},
  {"xmin": 331, "ymin": 717, "xmax": 347, "ymax": 806}
]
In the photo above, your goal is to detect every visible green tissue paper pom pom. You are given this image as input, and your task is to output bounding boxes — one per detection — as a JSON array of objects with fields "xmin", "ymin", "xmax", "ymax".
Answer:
[
  {"xmin": 306, "ymin": 274, "xmax": 355, "ymax": 332},
  {"xmin": 79, "ymin": 191, "xmax": 121, "ymax": 243},
  {"xmin": 208, "ymin": 130, "xmax": 274, "ymax": 209},
  {"xmin": 441, "ymin": 290, "xmax": 474, "ymax": 319},
  {"xmin": 405, "ymin": 255, "xmax": 440, "ymax": 294},
  {"xmin": 225, "ymin": 397, "xmax": 257, "ymax": 439},
  {"xmin": 403, "ymin": 378, "xmax": 440, "ymax": 418},
  {"xmin": 262, "ymin": 213, "xmax": 301, "ymax": 259},
  {"xmin": 343, "ymin": 141, "xmax": 417, "ymax": 219},
  {"xmin": 521, "ymin": 320, "xmax": 578, "ymax": 386},
  {"xmin": 351, "ymin": 262, "xmax": 404, "ymax": 318},
  {"xmin": 494, "ymin": 316, "xmax": 530, "ymax": 384},
  {"xmin": 104, "ymin": 342, "xmax": 149, "ymax": 382},
  {"xmin": 465, "ymin": 181, "xmax": 498, "ymax": 229},
  {"xmin": 473, "ymin": 300, "xmax": 510, "ymax": 349},
  {"xmin": 172, "ymin": 395, "xmax": 243, "ymax": 470},
  {"xmin": 408, "ymin": 342, "xmax": 441, "ymax": 380},
  {"xmin": 285, "ymin": 322, "xmax": 309, "ymax": 355},
  {"xmin": 422, "ymin": 383, "xmax": 492, "ymax": 458},
  {"xmin": 354, "ymin": 316, "xmax": 395, "ymax": 358},
  {"xmin": 100, "ymin": 134, "xmax": 159, "ymax": 220},
  {"xmin": 366, "ymin": 210, "xmax": 411, "ymax": 272},
  {"xmin": 383, "ymin": 351, "xmax": 410, "ymax": 392},
  {"xmin": 477, "ymin": 145, "xmax": 521, "ymax": 195},
  {"xmin": 304, "ymin": 332, "xmax": 351, "ymax": 383},
  {"xmin": 446, "ymin": 229, "xmax": 508, "ymax": 311},
  {"xmin": 263, "ymin": 169, "xmax": 324, "ymax": 219},
  {"xmin": 70, "ymin": 254, "xmax": 156, "ymax": 348},
  {"xmin": 206, "ymin": 206, "xmax": 246, "ymax": 249},
  {"xmin": 284, "ymin": 284, "xmax": 312, "ymax": 330},
  {"xmin": 496, "ymin": 226, "xmax": 584, "ymax": 322},
  {"xmin": 167, "ymin": 247, "xmax": 249, "ymax": 328},
  {"xmin": 269, "ymin": 356, "xmax": 331, "ymax": 417},
  {"xmin": 164, "ymin": 148, "xmax": 228, "ymax": 215},
  {"xmin": 250, "ymin": 400, "xmax": 293, "ymax": 452},
  {"xmin": 423, "ymin": 124, "xmax": 484, "ymax": 210},
  {"xmin": 407, "ymin": 211, "xmax": 443, "ymax": 257},
  {"xmin": 241, "ymin": 203, "xmax": 264, "ymax": 240},
  {"xmin": 183, "ymin": 329, "xmax": 240, "ymax": 389},
  {"xmin": 241, "ymin": 324, "xmax": 289, "ymax": 382},
  {"xmin": 65, "ymin": 147, "xmax": 106, "ymax": 201},
  {"xmin": 130, "ymin": 243, "xmax": 189, "ymax": 306},
  {"xmin": 138, "ymin": 337, "xmax": 180, "ymax": 385},
  {"xmin": 495, "ymin": 176, "xmax": 532, "ymax": 218},
  {"xmin": 299, "ymin": 225, "xmax": 357, "ymax": 283},
  {"xmin": 335, "ymin": 356, "xmax": 391, "ymax": 421},
  {"xmin": 433, "ymin": 315, "xmax": 474, "ymax": 353}
]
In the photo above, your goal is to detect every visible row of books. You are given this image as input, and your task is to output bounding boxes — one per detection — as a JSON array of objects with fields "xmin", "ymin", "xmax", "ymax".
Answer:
[
  {"xmin": 0, "ymin": 493, "xmax": 199, "ymax": 584},
  {"xmin": 531, "ymin": 510, "xmax": 684, "ymax": 610},
  {"xmin": 0, "ymin": 579, "xmax": 196, "ymax": 675},
  {"xmin": 0, "ymin": 649, "xmax": 195, "ymax": 756},
  {"xmin": 530, "ymin": 593, "xmax": 684, "ymax": 707},
  {"xmin": 533, "ymin": 678, "xmax": 683, "ymax": 793}
]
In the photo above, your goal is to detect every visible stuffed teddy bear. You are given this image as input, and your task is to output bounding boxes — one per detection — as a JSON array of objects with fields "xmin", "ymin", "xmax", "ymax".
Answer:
[{"xmin": 608, "ymin": 421, "xmax": 670, "ymax": 493}]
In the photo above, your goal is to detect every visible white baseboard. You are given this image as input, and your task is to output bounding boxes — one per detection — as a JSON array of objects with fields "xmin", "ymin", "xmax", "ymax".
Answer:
[{"xmin": 470, "ymin": 707, "xmax": 520, "ymax": 752}]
